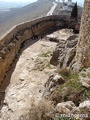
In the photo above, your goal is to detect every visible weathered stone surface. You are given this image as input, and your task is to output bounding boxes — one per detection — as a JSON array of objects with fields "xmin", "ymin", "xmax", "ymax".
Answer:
[
  {"xmin": 79, "ymin": 100, "xmax": 90, "ymax": 110},
  {"xmin": 67, "ymin": 35, "xmax": 78, "ymax": 41},
  {"xmin": 63, "ymin": 48, "xmax": 76, "ymax": 68},
  {"xmin": 79, "ymin": 100, "xmax": 90, "ymax": 118},
  {"xmin": 0, "ymin": 40, "xmax": 56, "ymax": 120},
  {"xmin": 50, "ymin": 32, "xmax": 78, "ymax": 68},
  {"xmin": 79, "ymin": 68, "xmax": 90, "ymax": 88},
  {"xmin": 50, "ymin": 48, "xmax": 59, "ymax": 66},
  {"xmin": 79, "ymin": 77, "xmax": 90, "ymax": 88},
  {"xmin": 1, "ymin": 108, "xmax": 30, "ymax": 120},
  {"xmin": 43, "ymin": 73, "xmax": 65, "ymax": 98},
  {"xmin": 33, "ymin": 58, "xmax": 48, "ymax": 71},
  {"xmin": 56, "ymin": 101, "xmax": 75, "ymax": 114},
  {"xmin": 45, "ymin": 74, "xmax": 65, "ymax": 89},
  {"xmin": 56, "ymin": 100, "xmax": 90, "ymax": 119},
  {"xmin": 67, "ymin": 35, "xmax": 78, "ymax": 48},
  {"xmin": 74, "ymin": 0, "xmax": 90, "ymax": 70},
  {"xmin": 67, "ymin": 40, "xmax": 77, "ymax": 48}
]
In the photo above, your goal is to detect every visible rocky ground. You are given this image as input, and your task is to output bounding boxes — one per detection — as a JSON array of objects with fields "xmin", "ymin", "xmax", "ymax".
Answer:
[
  {"xmin": 0, "ymin": 35, "xmax": 57, "ymax": 119},
  {"xmin": 0, "ymin": 29, "xmax": 90, "ymax": 120}
]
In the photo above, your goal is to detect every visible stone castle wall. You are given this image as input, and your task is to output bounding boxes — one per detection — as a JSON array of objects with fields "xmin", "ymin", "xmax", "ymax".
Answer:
[
  {"xmin": 75, "ymin": 0, "xmax": 90, "ymax": 70},
  {"xmin": 0, "ymin": 15, "xmax": 78, "ymax": 84}
]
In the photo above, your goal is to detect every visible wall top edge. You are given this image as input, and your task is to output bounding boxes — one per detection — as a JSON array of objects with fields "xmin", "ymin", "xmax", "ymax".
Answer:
[{"xmin": 0, "ymin": 15, "xmax": 60, "ymax": 41}]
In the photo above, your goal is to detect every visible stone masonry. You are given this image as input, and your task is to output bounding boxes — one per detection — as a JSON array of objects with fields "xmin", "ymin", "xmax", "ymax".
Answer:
[{"xmin": 74, "ymin": 0, "xmax": 90, "ymax": 70}]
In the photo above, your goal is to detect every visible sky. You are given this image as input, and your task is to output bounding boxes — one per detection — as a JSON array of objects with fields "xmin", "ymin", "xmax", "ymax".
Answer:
[
  {"xmin": 0, "ymin": 0, "xmax": 37, "ymax": 3},
  {"xmin": 1, "ymin": 0, "xmax": 84, "ymax": 6},
  {"xmin": 73, "ymin": 0, "xmax": 84, "ymax": 6}
]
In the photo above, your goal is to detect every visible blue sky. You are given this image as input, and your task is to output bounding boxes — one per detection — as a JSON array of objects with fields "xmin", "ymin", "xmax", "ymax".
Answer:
[{"xmin": 1, "ymin": 0, "xmax": 84, "ymax": 6}]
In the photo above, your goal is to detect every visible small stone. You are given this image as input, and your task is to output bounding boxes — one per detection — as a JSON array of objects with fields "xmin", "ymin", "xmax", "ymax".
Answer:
[
  {"xmin": 53, "ymin": 74, "xmax": 61, "ymax": 80},
  {"xmin": 80, "ymin": 78, "xmax": 90, "ymax": 88},
  {"xmin": 79, "ymin": 100, "xmax": 90, "ymax": 111},
  {"xmin": 56, "ymin": 101, "xmax": 75, "ymax": 114},
  {"xmin": 53, "ymin": 74, "xmax": 65, "ymax": 85}
]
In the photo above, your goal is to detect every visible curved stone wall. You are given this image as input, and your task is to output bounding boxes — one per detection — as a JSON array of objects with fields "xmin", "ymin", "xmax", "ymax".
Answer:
[{"xmin": 0, "ymin": 15, "xmax": 76, "ymax": 84}]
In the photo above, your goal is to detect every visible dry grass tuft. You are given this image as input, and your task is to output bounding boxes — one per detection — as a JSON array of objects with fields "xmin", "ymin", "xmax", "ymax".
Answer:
[
  {"xmin": 57, "ymin": 68, "xmax": 71, "ymax": 78},
  {"xmin": 29, "ymin": 99, "xmax": 55, "ymax": 120}
]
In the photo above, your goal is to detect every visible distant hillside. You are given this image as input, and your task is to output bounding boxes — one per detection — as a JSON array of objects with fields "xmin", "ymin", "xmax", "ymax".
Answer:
[
  {"xmin": 0, "ymin": 0, "xmax": 53, "ymax": 36},
  {"xmin": 0, "ymin": 0, "xmax": 82, "ymax": 37},
  {"xmin": 0, "ymin": 1, "xmax": 27, "ymax": 11}
]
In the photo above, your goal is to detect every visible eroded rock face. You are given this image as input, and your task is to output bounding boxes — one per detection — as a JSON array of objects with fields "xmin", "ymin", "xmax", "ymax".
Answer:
[{"xmin": 50, "ymin": 30, "xmax": 78, "ymax": 68}]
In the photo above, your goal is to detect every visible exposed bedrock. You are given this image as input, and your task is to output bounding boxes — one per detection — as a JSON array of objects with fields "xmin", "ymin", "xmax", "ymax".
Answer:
[{"xmin": 50, "ymin": 31, "xmax": 78, "ymax": 68}]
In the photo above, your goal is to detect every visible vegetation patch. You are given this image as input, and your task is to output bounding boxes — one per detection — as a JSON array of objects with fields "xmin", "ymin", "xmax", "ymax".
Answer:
[
  {"xmin": 57, "ymin": 68, "xmax": 79, "ymax": 82},
  {"xmin": 28, "ymin": 99, "xmax": 80, "ymax": 120},
  {"xmin": 39, "ymin": 51, "xmax": 52, "ymax": 57},
  {"xmin": 50, "ymin": 68, "xmax": 90, "ymax": 106}
]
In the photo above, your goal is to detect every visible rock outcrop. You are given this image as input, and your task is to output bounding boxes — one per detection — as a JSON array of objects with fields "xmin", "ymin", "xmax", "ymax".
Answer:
[
  {"xmin": 50, "ymin": 29, "xmax": 78, "ymax": 68},
  {"xmin": 55, "ymin": 100, "xmax": 90, "ymax": 120},
  {"xmin": 0, "ymin": 39, "xmax": 57, "ymax": 120}
]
